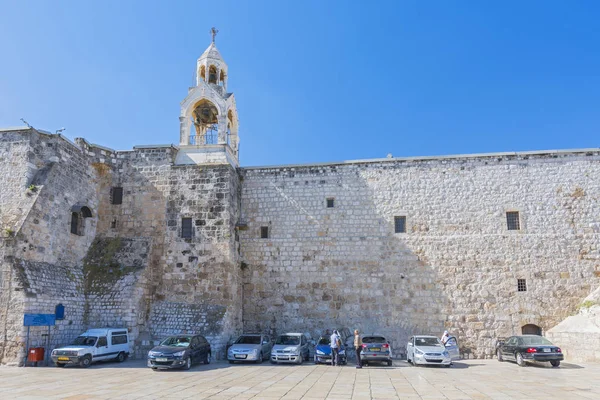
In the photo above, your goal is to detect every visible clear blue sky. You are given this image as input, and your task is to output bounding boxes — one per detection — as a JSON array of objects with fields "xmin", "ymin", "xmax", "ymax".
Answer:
[{"xmin": 1, "ymin": 1, "xmax": 599, "ymax": 166}]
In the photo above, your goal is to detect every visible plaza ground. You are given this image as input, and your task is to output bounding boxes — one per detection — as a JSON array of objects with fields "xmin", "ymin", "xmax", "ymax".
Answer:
[{"xmin": 0, "ymin": 359, "xmax": 599, "ymax": 399}]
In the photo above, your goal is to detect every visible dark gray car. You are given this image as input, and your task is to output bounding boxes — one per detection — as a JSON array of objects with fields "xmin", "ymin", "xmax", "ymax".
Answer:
[
  {"xmin": 360, "ymin": 335, "xmax": 393, "ymax": 366},
  {"xmin": 147, "ymin": 335, "xmax": 211, "ymax": 370}
]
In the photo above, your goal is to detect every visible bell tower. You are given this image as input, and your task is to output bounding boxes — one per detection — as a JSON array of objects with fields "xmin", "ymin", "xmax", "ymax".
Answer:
[{"xmin": 177, "ymin": 28, "xmax": 240, "ymax": 166}]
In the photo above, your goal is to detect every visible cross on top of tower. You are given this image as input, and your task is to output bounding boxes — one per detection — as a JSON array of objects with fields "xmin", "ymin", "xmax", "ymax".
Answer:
[{"xmin": 210, "ymin": 27, "xmax": 218, "ymax": 43}]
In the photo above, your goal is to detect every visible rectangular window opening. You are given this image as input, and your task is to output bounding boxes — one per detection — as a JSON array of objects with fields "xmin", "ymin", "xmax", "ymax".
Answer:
[
  {"xmin": 394, "ymin": 216, "xmax": 406, "ymax": 233},
  {"xmin": 260, "ymin": 226, "xmax": 269, "ymax": 239},
  {"xmin": 111, "ymin": 187, "xmax": 123, "ymax": 205},
  {"xmin": 517, "ymin": 278, "xmax": 527, "ymax": 292},
  {"xmin": 181, "ymin": 218, "xmax": 194, "ymax": 238},
  {"xmin": 326, "ymin": 198, "xmax": 335, "ymax": 208},
  {"xmin": 506, "ymin": 211, "xmax": 520, "ymax": 231}
]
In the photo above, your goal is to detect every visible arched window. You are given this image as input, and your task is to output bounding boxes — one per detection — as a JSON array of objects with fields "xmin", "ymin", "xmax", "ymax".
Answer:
[
  {"xmin": 200, "ymin": 65, "xmax": 206, "ymax": 81},
  {"xmin": 70, "ymin": 205, "xmax": 93, "ymax": 236},
  {"xmin": 208, "ymin": 66, "xmax": 217, "ymax": 84},
  {"xmin": 219, "ymin": 70, "xmax": 225, "ymax": 86},
  {"xmin": 191, "ymin": 99, "xmax": 219, "ymax": 144}
]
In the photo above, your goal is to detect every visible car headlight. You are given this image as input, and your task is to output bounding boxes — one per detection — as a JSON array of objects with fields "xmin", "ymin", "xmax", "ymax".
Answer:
[
  {"xmin": 173, "ymin": 351, "xmax": 186, "ymax": 357},
  {"xmin": 316, "ymin": 349, "xmax": 324, "ymax": 355},
  {"xmin": 414, "ymin": 349, "xmax": 424, "ymax": 355},
  {"xmin": 252, "ymin": 349, "xmax": 259, "ymax": 355},
  {"xmin": 52, "ymin": 350, "xmax": 57, "ymax": 356},
  {"xmin": 443, "ymin": 351, "xmax": 449, "ymax": 357}
]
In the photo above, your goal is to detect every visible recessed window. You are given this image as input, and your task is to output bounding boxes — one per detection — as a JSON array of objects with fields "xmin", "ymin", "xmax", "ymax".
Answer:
[
  {"xmin": 394, "ymin": 216, "xmax": 406, "ymax": 233},
  {"xmin": 326, "ymin": 198, "xmax": 335, "ymax": 208},
  {"xmin": 506, "ymin": 211, "xmax": 520, "ymax": 230},
  {"xmin": 181, "ymin": 218, "xmax": 194, "ymax": 238},
  {"xmin": 111, "ymin": 187, "xmax": 123, "ymax": 205},
  {"xmin": 517, "ymin": 279, "xmax": 527, "ymax": 292},
  {"xmin": 70, "ymin": 205, "xmax": 92, "ymax": 236},
  {"xmin": 260, "ymin": 226, "xmax": 269, "ymax": 239}
]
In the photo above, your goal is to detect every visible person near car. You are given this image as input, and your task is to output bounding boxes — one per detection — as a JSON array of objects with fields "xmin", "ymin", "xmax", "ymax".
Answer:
[
  {"xmin": 330, "ymin": 330, "xmax": 341, "ymax": 366},
  {"xmin": 354, "ymin": 330, "xmax": 363, "ymax": 369},
  {"xmin": 441, "ymin": 330, "xmax": 450, "ymax": 345}
]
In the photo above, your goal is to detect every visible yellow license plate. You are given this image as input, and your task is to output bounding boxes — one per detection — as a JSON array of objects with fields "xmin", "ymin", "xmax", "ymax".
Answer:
[
  {"xmin": 58, "ymin": 357, "xmax": 70, "ymax": 361},
  {"xmin": 370, "ymin": 348, "xmax": 381, "ymax": 352}
]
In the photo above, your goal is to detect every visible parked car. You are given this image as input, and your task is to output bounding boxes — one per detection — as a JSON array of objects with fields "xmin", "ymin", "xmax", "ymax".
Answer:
[
  {"xmin": 147, "ymin": 334, "xmax": 211, "ymax": 370},
  {"xmin": 496, "ymin": 335, "xmax": 563, "ymax": 367},
  {"xmin": 360, "ymin": 335, "xmax": 393, "ymax": 366},
  {"xmin": 51, "ymin": 328, "xmax": 130, "ymax": 368},
  {"xmin": 228, "ymin": 334, "xmax": 273, "ymax": 363},
  {"xmin": 314, "ymin": 335, "xmax": 347, "ymax": 365},
  {"xmin": 406, "ymin": 335, "xmax": 459, "ymax": 367},
  {"xmin": 271, "ymin": 333, "xmax": 310, "ymax": 364}
]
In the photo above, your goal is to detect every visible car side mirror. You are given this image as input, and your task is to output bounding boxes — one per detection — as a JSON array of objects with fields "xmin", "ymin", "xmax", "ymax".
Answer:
[{"xmin": 262, "ymin": 341, "xmax": 268, "ymax": 345}]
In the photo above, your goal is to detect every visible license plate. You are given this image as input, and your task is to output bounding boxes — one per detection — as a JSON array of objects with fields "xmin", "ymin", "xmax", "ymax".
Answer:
[
  {"xmin": 57, "ymin": 357, "xmax": 70, "ymax": 361},
  {"xmin": 234, "ymin": 354, "xmax": 247, "ymax": 359},
  {"xmin": 543, "ymin": 348, "xmax": 551, "ymax": 353},
  {"xmin": 370, "ymin": 348, "xmax": 381, "ymax": 352},
  {"xmin": 156, "ymin": 358, "xmax": 168, "ymax": 362}
]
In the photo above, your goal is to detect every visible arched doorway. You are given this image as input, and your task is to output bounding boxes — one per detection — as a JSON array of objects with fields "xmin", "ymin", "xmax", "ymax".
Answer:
[{"xmin": 521, "ymin": 324, "xmax": 542, "ymax": 335}]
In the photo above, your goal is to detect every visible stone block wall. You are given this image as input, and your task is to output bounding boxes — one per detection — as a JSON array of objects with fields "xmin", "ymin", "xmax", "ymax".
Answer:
[{"xmin": 240, "ymin": 152, "xmax": 600, "ymax": 358}]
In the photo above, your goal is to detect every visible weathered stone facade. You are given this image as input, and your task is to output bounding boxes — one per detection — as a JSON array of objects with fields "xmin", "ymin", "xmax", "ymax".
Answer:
[{"xmin": 1, "ymin": 38, "xmax": 599, "ymax": 365}]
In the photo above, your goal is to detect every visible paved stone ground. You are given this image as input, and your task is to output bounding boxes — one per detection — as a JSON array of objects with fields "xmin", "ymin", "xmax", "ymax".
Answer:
[{"xmin": 1, "ymin": 359, "xmax": 599, "ymax": 399}]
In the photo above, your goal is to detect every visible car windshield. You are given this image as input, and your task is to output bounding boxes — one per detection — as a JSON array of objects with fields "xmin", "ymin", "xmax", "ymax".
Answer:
[
  {"xmin": 160, "ymin": 336, "xmax": 191, "ymax": 347},
  {"xmin": 415, "ymin": 337, "xmax": 442, "ymax": 347},
  {"xmin": 236, "ymin": 335, "xmax": 261, "ymax": 344},
  {"xmin": 276, "ymin": 335, "xmax": 300, "ymax": 345},
  {"xmin": 317, "ymin": 337, "xmax": 329, "ymax": 345},
  {"xmin": 363, "ymin": 336, "xmax": 386, "ymax": 344},
  {"xmin": 71, "ymin": 336, "xmax": 97, "ymax": 346},
  {"xmin": 520, "ymin": 336, "xmax": 553, "ymax": 346}
]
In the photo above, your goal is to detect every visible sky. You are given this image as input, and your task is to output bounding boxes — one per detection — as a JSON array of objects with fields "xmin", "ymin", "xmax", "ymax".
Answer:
[{"xmin": 1, "ymin": 0, "xmax": 599, "ymax": 166}]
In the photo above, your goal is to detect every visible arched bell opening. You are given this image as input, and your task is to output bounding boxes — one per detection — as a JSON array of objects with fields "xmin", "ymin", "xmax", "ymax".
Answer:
[
  {"xmin": 199, "ymin": 65, "xmax": 206, "ymax": 82},
  {"xmin": 191, "ymin": 99, "xmax": 219, "ymax": 145},
  {"xmin": 219, "ymin": 69, "xmax": 226, "ymax": 87},
  {"xmin": 208, "ymin": 65, "xmax": 217, "ymax": 84}
]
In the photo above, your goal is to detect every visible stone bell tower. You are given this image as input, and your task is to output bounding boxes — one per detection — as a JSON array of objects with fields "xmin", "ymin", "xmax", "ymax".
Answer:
[{"xmin": 176, "ymin": 28, "xmax": 240, "ymax": 166}]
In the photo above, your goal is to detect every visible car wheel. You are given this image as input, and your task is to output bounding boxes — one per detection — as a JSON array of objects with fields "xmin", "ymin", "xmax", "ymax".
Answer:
[
  {"xmin": 314, "ymin": 355, "xmax": 319, "ymax": 364},
  {"xmin": 79, "ymin": 355, "xmax": 92, "ymax": 368},
  {"xmin": 184, "ymin": 357, "xmax": 192, "ymax": 370},
  {"xmin": 387, "ymin": 360, "xmax": 393, "ymax": 367},
  {"xmin": 152, "ymin": 367, "xmax": 158, "ymax": 371},
  {"xmin": 116, "ymin": 352, "xmax": 126, "ymax": 363},
  {"xmin": 551, "ymin": 360, "xmax": 560, "ymax": 368},
  {"xmin": 55, "ymin": 363, "xmax": 66, "ymax": 368},
  {"xmin": 296, "ymin": 354, "xmax": 303, "ymax": 365},
  {"xmin": 229, "ymin": 360, "xmax": 234, "ymax": 364},
  {"xmin": 256, "ymin": 352, "xmax": 263, "ymax": 364},
  {"xmin": 205, "ymin": 352, "xmax": 211, "ymax": 364},
  {"xmin": 516, "ymin": 353, "xmax": 526, "ymax": 367},
  {"xmin": 497, "ymin": 349, "xmax": 503, "ymax": 362}
]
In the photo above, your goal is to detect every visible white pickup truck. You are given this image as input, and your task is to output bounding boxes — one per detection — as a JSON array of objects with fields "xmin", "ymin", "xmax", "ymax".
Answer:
[{"xmin": 51, "ymin": 328, "xmax": 130, "ymax": 367}]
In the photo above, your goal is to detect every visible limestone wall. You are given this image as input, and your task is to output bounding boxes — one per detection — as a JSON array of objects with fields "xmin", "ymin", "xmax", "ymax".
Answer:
[{"xmin": 240, "ymin": 152, "xmax": 600, "ymax": 358}]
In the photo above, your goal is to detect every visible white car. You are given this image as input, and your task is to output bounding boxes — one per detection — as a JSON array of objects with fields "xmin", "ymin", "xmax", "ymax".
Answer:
[
  {"xmin": 406, "ymin": 335, "xmax": 460, "ymax": 367},
  {"xmin": 270, "ymin": 333, "xmax": 310, "ymax": 364},
  {"xmin": 51, "ymin": 328, "xmax": 130, "ymax": 368}
]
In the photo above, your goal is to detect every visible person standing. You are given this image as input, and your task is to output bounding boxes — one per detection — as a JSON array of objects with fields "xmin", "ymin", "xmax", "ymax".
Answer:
[
  {"xmin": 330, "ymin": 330, "xmax": 341, "ymax": 366},
  {"xmin": 354, "ymin": 329, "xmax": 363, "ymax": 368},
  {"xmin": 441, "ymin": 330, "xmax": 450, "ymax": 345}
]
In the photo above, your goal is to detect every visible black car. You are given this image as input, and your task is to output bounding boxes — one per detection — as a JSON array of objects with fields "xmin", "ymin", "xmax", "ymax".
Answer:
[
  {"xmin": 147, "ymin": 334, "xmax": 211, "ymax": 370},
  {"xmin": 496, "ymin": 335, "xmax": 563, "ymax": 367}
]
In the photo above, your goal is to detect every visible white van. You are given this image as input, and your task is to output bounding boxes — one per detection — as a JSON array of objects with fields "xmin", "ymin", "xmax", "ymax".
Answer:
[{"xmin": 51, "ymin": 328, "xmax": 130, "ymax": 368}]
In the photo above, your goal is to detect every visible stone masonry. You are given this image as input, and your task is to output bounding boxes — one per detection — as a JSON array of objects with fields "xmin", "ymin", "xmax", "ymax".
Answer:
[{"xmin": 1, "ymin": 38, "xmax": 599, "ymax": 365}]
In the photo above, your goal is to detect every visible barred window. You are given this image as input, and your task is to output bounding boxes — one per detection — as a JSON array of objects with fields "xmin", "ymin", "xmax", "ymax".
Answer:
[
  {"xmin": 260, "ymin": 226, "xmax": 269, "ymax": 239},
  {"xmin": 517, "ymin": 279, "xmax": 527, "ymax": 292},
  {"xmin": 394, "ymin": 216, "xmax": 406, "ymax": 233},
  {"xmin": 326, "ymin": 198, "xmax": 335, "ymax": 208},
  {"xmin": 506, "ymin": 211, "xmax": 520, "ymax": 230},
  {"xmin": 111, "ymin": 187, "xmax": 123, "ymax": 205},
  {"xmin": 181, "ymin": 218, "xmax": 194, "ymax": 238}
]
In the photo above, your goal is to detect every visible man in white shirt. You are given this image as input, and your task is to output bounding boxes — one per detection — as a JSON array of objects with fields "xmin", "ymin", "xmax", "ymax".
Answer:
[{"xmin": 330, "ymin": 330, "xmax": 341, "ymax": 366}]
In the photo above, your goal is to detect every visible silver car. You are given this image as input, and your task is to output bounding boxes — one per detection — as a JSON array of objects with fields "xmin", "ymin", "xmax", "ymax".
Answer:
[
  {"xmin": 406, "ymin": 335, "xmax": 460, "ymax": 367},
  {"xmin": 227, "ymin": 334, "xmax": 273, "ymax": 363},
  {"xmin": 271, "ymin": 333, "xmax": 310, "ymax": 364}
]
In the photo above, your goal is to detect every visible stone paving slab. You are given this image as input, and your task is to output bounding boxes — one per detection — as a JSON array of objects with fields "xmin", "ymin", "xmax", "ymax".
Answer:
[{"xmin": 0, "ymin": 359, "xmax": 599, "ymax": 399}]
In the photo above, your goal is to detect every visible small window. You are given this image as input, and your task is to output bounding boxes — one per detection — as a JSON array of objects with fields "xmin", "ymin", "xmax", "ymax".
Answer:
[
  {"xmin": 506, "ymin": 211, "xmax": 520, "ymax": 230},
  {"xmin": 517, "ymin": 279, "xmax": 527, "ymax": 292},
  {"xmin": 70, "ymin": 212, "xmax": 80, "ymax": 235},
  {"xmin": 326, "ymin": 198, "xmax": 335, "ymax": 208},
  {"xmin": 394, "ymin": 216, "xmax": 406, "ymax": 233},
  {"xmin": 111, "ymin": 335, "xmax": 127, "ymax": 345},
  {"xmin": 181, "ymin": 218, "xmax": 194, "ymax": 238},
  {"xmin": 111, "ymin": 187, "xmax": 123, "ymax": 205},
  {"xmin": 260, "ymin": 226, "xmax": 269, "ymax": 239}
]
